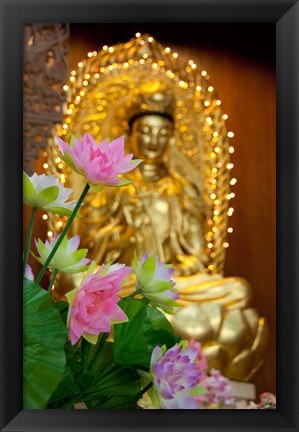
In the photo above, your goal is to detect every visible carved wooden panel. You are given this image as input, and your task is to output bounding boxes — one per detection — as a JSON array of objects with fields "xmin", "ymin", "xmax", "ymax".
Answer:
[{"xmin": 23, "ymin": 23, "xmax": 69, "ymax": 173}]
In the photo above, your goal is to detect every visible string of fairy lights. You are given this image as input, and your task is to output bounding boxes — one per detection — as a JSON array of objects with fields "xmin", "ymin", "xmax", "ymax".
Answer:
[{"xmin": 43, "ymin": 32, "xmax": 236, "ymax": 274}]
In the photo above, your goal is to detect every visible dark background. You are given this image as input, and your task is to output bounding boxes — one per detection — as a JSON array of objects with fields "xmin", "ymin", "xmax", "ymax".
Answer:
[{"xmin": 69, "ymin": 23, "xmax": 276, "ymax": 66}]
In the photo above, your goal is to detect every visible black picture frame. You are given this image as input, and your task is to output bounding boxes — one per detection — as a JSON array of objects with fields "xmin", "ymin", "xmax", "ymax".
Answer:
[{"xmin": 0, "ymin": 0, "xmax": 298, "ymax": 431}]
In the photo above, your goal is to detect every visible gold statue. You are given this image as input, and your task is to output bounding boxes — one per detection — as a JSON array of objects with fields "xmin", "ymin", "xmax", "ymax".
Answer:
[
  {"xmin": 83, "ymin": 90, "xmax": 207, "ymax": 276},
  {"xmin": 47, "ymin": 34, "xmax": 269, "ymax": 382}
]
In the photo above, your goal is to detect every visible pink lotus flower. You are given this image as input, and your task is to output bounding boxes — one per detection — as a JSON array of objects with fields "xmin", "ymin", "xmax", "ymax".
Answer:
[
  {"xmin": 188, "ymin": 340, "xmax": 209, "ymax": 374},
  {"xmin": 197, "ymin": 368, "xmax": 234, "ymax": 407},
  {"xmin": 66, "ymin": 262, "xmax": 131, "ymax": 345},
  {"xmin": 56, "ymin": 134, "xmax": 141, "ymax": 191},
  {"xmin": 188, "ymin": 340, "xmax": 234, "ymax": 408}
]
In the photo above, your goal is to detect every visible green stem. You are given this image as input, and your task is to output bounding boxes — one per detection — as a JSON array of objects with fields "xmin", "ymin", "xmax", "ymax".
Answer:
[
  {"xmin": 48, "ymin": 268, "xmax": 59, "ymax": 292},
  {"xmin": 23, "ymin": 206, "xmax": 37, "ymax": 278},
  {"xmin": 124, "ymin": 288, "xmax": 142, "ymax": 299},
  {"xmin": 81, "ymin": 338, "xmax": 90, "ymax": 371},
  {"xmin": 138, "ymin": 381, "xmax": 153, "ymax": 398},
  {"xmin": 35, "ymin": 183, "xmax": 90, "ymax": 285}
]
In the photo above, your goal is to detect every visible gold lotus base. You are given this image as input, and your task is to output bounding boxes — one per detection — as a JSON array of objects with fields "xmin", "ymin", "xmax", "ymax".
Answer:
[{"xmin": 169, "ymin": 302, "xmax": 269, "ymax": 382}]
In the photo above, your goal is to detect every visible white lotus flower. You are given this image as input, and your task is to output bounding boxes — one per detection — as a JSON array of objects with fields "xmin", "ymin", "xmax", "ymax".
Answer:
[
  {"xmin": 23, "ymin": 171, "xmax": 77, "ymax": 216},
  {"xmin": 32, "ymin": 235, "xmax": 90, "ymax": 274}
]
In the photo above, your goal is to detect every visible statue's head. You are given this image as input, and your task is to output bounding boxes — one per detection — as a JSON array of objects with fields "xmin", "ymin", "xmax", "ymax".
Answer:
[
  {"xmin": 129, "ymin": 113, "xmax": 174, "ymax": 163},
  {"xmin": 128, "ymin": 82, "xmax": 175, "ymax": 164}
]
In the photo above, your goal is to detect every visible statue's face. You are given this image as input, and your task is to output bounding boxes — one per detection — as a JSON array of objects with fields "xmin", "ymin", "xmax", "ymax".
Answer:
[{"xmin": 130, "ymin": 114, "xmax": 174, "ymax": 163}]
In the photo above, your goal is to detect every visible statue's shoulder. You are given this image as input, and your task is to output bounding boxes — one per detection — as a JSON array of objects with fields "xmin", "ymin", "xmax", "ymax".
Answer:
[{"xmin": 168, "ymin": 169, "xmax": 199, "ymax": 197}]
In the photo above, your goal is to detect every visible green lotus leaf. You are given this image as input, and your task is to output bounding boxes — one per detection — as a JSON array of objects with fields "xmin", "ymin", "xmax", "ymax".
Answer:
[
  {"xmin": 144, "ymin": 280, "xmax": 174, "ymax": 293},
  {"xmin": 89, "ymin": 183, "xmax": 104, "ymax": 193},
  {"xmin": 113, "ymin": 299, "xmax": 178, "ymax": 369},
  {"xmin": 23, "ymin": 171, "xmax": 36, "ymax": 205},
  {"xmin": 113, "ymin": 299, "xmax": 151, "ymax": 369},
  {"xmin": 44, "ymin": 206, "xmax": 82, "ymax": 218},
  {"xmin": 139, "ymin": 255, "xmax": 156, "ymax": 286},
  {"xmin": 70, "ymin": 135, "xmax": 76, "ymax": 147},
  {"xmin": 63, "ymin": 265, "xmax": 90, "ymax": 274},
  {"xmin": 65, "ymin": 248, "xmax": 89, "ymax": 267},
  {"xmin": 35, "ymin": 186, "xmax": 59, "ymax": 207},
  {"xmin": 130, "ymin": 159, "xmax": 143, "ymax": 165},
  {"xmin": 189, "ymin": 384, "xmax": 206, "ymax": 397},
  {"xmin": 23, "ymin": 279, "xmax": 68, "ymax": 408},
  {"xmin": 112, "ymin": 178, "xmax": 132, "ymax": 187},
  {"xmin": 62, "ymin": 151, "xmax": 79, "ymax": 173}
]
